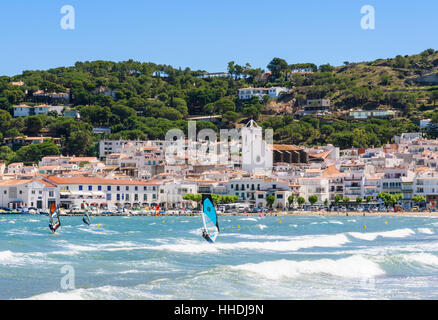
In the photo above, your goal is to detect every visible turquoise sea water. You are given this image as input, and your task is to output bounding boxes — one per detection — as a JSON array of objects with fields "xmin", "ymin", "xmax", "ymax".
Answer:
[{"xmin": 2, "ymin": 214, "xmax": 438, "ymax": 299}]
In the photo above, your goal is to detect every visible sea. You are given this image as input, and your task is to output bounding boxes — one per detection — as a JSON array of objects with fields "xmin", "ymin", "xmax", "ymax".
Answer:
[{"xmin": 2, "ymin": 214, "xmax": 438, "ymax": 300}]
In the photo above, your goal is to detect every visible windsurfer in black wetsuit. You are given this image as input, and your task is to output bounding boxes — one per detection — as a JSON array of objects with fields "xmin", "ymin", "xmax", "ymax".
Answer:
[
  {"xmin": 202, "ymin": 229, "xmax": 213, "ymax": 243},
  {"xmin": 49, "ymin": 218, "xmax": 61, "ymax": 233}
]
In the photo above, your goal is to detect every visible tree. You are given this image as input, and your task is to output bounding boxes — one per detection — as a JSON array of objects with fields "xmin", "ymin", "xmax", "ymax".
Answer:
[
  {"xmin": 334, "ymin": 195, "xmax": 342, "ymax": 206},
  {"xmin": 366, "ymin": 196, "xmax": 373, "ymax": 204},
  {"xmin": 65, "ymin": 129, "xmax": 93, "ymax": 156},
  {"xmin": 266, "ymin": 195, "xmax": 275, "ymax": 209},
  {"xmin": 16, "ymin": 140, "xmax": 60, "ymax": 164},
  {"xmin": 430, "ymin": 90, "xmax": 438, "ymax": 107},
  {"xmin": 0, "ymin": 146, "xmax": 16, "ymax": 164},
  {"xmin": 319, "ymin": 64, "xmax": 335, "ymax": 72},
  {"xmin": 24, "ymin": 116, "xmax": 44, "ymax": 136},
  {"xmin": 378, "ymin": 192, "xmax": 403, "ymax": 211},
  {"xmin": 80, "ymin": 105, "xmax": 111, "ymax": 126},
  {"xmin": 222, "ymin": 111, "xmax": 239, "ymax": 125},
  {"xmin": 287, "ymin": 195, "xmax": 295, "ymax": 209},
  {"xmin": 170, "ymin": 97, "xmax": 188, "ymax": 117},
  {"xmin": 308, "ymin": 195, "xmax": 318, "ymax": 206},
  {"xmin": 356, "ymin": 197, "xmax": 363, "ymax": 205},
  {"xmin": 0, "ymin": 110, "xmax": 12, "ymax": 135},
  {"xmin": 412, "ymin": 195, "xmax": 426, "ymax": 207},
  {"xmin": 342, "ymin": 197, "xmax": 350, "ymax": 207},
  {"xmin": 267, "ymin": 58, "xmax": 288, "ymax": 80},
  {"xmin": 297, "ymin": 197, "xmax": 305, "ymax": 208},
  {"xmin": 214, "ymin": 98, "xmax": 235, "ymax": 113},
  {"xmin": 182, "ymin": 193, "xmax": 202, "ymax": 208}
]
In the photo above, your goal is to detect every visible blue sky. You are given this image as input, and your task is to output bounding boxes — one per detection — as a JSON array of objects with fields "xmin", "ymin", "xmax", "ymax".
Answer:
[{"xmin": 0, "ymin": 0, "xmax": 437, "ymax": 76}]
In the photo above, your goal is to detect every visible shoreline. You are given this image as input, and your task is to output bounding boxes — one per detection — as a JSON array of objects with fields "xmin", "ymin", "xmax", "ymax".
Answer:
[{"xmin": 2, "ymin": 211, "xmax": 437, "ymax": 218}]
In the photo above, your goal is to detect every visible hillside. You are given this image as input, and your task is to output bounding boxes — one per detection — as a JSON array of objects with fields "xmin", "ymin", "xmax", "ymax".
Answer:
[{"xmin": 0, "ymin": 50, "xmax": 438, "ymax": 164}]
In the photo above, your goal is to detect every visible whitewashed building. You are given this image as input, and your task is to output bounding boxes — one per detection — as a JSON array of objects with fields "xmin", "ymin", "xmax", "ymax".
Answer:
[{"xmin": 0, "ymin": 179, "xmax": 58, "ymax": 210}]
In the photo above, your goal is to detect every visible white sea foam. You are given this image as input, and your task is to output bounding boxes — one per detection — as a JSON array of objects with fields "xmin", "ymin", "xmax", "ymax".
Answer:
[
  {"xmin": 417, "ymin": 228, "xmax": 434, "ymax": 235},
  {"xmin": 77, "ymin": 226, "xmax": 119, "ymax": 235},
  {"xmin": 239, "ymin": 218, "xmax": 258, "ymax": 222},
  {"xmin": 25, "ymin": 285, "xmax": 170, "ymax": 300},
  {"xmin": 257, "ymin": 224, "xmax": 268, "ymax": 230},
  {"xmin": 348, "ymin": 228, "xmax": 415, "ymax": 241},
  {"xmin": 401, "ymin": 253, "xmax": 438, "ymax": 267},
  {"xmin": 0, "ymin": 250, "xmax": 23, "ymax": 265},
  {"xmin": 329, "ymin": 221, "xmax": 343, "ymax": 225},
  {"xmin": 0, "ymin": 250, "xmax": 47, "ymax": 265},
  {"xmin": 55, "ymin": 241, "xmax": 143, "ymax": 255},
  {"xmin": 231, "ymin": 255, "xmax": 385, "ymax": 280},
  {"xmin": 5, "ymin": 229, "xmax": 42, "ymax": 237},
  {"xmin": 147, "ymin": 233, "xmax": 350, "ymax": 253},
  {"xmin": 220, "ymin": 233, "xmax": 293, "ymax": 240}
]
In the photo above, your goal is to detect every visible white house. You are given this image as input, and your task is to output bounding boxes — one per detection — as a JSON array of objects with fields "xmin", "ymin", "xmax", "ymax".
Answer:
[
  {"xmin": 13, "ymin": 105, "xmax": 64, "ymax": 117},
  {"xmin": 0, "ymin": 179, "xmax": 58, "ymax": 210},
  {"xmin": 159, "ymin": 180, "xmax": 197, "ymax": 208},
  {"xmin": 298, "ymin": 177, "xmax": 330, "ymax": 205},
  {"xmin": 238, "ymin": 87, "xmax": 288, "ymax": 100}
]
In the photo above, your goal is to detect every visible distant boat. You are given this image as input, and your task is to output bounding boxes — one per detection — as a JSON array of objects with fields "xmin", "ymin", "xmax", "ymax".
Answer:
[{"xmin": 201, "ymin": 194, "xmax": 220, "ymax": 244}]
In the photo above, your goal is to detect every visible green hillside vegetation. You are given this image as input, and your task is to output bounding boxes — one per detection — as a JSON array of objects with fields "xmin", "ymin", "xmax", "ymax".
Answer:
[{"xmin": 0, "ymin": 50, "xmax": 438, "ymax": 163}]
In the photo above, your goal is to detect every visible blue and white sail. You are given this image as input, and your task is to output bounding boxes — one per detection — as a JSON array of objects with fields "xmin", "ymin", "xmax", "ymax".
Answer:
[{"xmin": 201, "ymin": 194, "xmax": 220, "ymax": 243}]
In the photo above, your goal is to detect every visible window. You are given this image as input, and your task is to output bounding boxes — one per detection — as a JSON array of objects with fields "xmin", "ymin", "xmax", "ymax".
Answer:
[
  {"xmin": 116, "ymin": 194, "xmax": 120, "ymax": 201},
  {"xmin": 98, "ymin": 186, "xmax": 102, "ymax": 191},
  {"xmin": 135, "ymin": 186, "xmax": 138, "ymax": 191},
  {"xmin": 126, "ymin": 186, "xmax": 129, "ymax": 191},
  {"xmin": 258, "ymin": 194, "xmax": 264, "ymax": 199},
  {"xmin": 143, "ymin": 194, "xmax": 147, "ymax": 201},
  {"xmin": 88, "ymin": 186, "xmax": 92, "ymax": 191},
  {"xmin": 135, "ymin": 194, "xmax": 138, "ymax": 201},
  {"xmin": 79, "ymin": 185, "xmax": 83, "ymax": 191},
  {"xmin": 126, "ymin": 194, "xmax": 130, "ymax": 201},
  {"xmin": 117, "ymin": 186, "xmax": 120, "ymax": 191},
  {"xmin": 107, "ymin": 186, "xmax": 111, "ymax": 191},
  {"xmin": 49, "ymin": 191, "xmax": 54, "ymax": 197},
  {"xmin": 144, "ymin": 186, "xmax": 147, "ymax": 191}
]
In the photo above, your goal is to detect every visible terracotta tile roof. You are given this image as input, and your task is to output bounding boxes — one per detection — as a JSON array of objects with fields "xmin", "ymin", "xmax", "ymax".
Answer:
[{"xmin": 272, "ymin": 145, "xmax": 302, "ymax": 151}]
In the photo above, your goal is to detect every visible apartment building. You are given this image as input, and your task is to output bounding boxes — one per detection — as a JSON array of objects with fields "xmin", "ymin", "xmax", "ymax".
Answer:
[{"xmin": 46, "ymin": 176, "xmax": 161, "ymax": 210}]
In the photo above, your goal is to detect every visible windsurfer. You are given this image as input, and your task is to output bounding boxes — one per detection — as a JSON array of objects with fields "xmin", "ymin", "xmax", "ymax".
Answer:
[
  {"xmin": 202, "ymin": 229, "xmax": 213, "ymax": 243},
  {"xmin": 49, "ymin": 220, "xmax": 61, "ymax": 233}
]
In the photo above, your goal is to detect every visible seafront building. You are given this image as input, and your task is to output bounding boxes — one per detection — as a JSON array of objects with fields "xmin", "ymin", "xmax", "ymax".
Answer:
[{"xmin": 0, "ymin": 120, "xmax": 438, "ymax": 211}]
